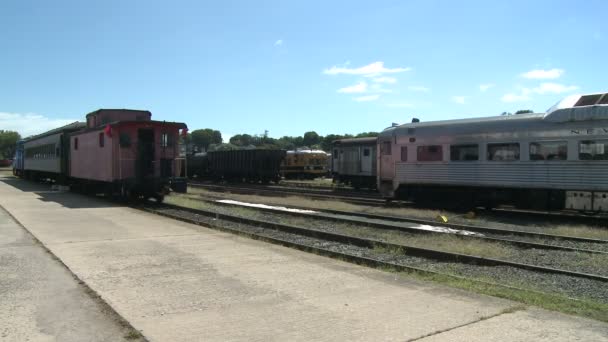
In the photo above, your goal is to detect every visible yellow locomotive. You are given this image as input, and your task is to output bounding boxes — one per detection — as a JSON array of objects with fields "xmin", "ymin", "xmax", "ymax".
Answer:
[{"xmin": 281, "ymin": 149, "xmax": 329, "ymax": 179}]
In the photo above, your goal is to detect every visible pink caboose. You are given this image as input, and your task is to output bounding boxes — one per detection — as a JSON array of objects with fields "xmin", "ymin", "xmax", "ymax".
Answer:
[{"xmin": 69, "ymin": 109, "xmax": 187, "ymax": 201}]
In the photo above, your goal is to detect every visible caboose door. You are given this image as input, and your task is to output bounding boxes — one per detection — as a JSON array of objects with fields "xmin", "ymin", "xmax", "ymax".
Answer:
[{"xmin": 137, "ymin": 129, "xmax": 155, "ymax": 179}]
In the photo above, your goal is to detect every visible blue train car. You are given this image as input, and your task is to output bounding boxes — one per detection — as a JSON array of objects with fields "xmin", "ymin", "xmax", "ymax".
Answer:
[{"xmin": 12, "ymin": 140, "xmax": 25, "ymax": 177}]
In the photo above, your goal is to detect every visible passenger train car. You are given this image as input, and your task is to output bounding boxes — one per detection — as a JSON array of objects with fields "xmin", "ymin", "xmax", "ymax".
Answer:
[
  {"xmin": 377, "ymin": 92, "xmax": 608, "ymax": 211},
  {"xmin": 14, "ymin": 109, "xmax": 188, "ymax": 202},
  {"xmin": 331, "ymin": 137, "xmax": 377, "ymax": 189}
]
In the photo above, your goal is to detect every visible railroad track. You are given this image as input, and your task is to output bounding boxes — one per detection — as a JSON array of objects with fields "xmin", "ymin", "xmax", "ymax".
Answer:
[
  {"xmin": 141, "ymin": 201, "xmax": 608, "ymax": 308},
  {"xmin": 188, "ymin": 181, "xmax": 608, "ymax": 224},
  {"xmin": 188, "ymin": 182, "xmax": 388, "ymax": 206},
  {"xmin": 202, "ymin": 197, "xmax": 608, "ymax": 255}
]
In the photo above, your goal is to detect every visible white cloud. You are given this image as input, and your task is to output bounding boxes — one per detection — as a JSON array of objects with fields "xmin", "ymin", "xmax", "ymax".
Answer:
[
  {"xmin": 323, "ymin": 61, "xmax": 411, "ymax": 77},
  {"xmin": 370, "ymin": 84, "xmax": 393, "ymax": 93},
  {"xmin": 274, "ymin": 39, "xmax": 283, "ymax": 46},
  {"xmin": 338, "ymin": 81, "xmax": 368, "ymax": 93},
  {"xmin": 372, "ymin": 76, "xmax": 397, "ymax": 84},
  {"xmin": 408, "ymin": 85, "xmax": 430, "ymax": 92},
  {"xmin": 479, "ymin": 83, "xmax": 495, "ymax": 92},
  {"xmin": 501, "ymin": 93, "xmax": 531, "ymax": 103},
  {"xmin": 0, "ymin": 112, "xmax": 78, "ymax": 137},
  {"xmin": 451, "ymin": 96, "xmax": 466, "ymax": 104},
  {"xmin": 531, "ymin": 82, "xmax": 579, "ymax": 94},
  {"xmin": 501, "ymin": 82, "xmax": 578, "ymax": 102},
  {"xmin": 354, "ymin": 95, "xmax": 380, "ymax": 102},
  {"xmin": 521, "ymin": 68, "xmax": 564, "ymax": 79},
  {"xmin": 386, "ymin": 102, "xmax": 414, "ymax": 108}
]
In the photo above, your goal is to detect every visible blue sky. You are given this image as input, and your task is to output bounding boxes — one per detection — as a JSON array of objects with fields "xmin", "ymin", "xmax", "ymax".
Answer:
[{"xmin": 1, "ymin": 0, "xmax": 605, "ymax": 138}]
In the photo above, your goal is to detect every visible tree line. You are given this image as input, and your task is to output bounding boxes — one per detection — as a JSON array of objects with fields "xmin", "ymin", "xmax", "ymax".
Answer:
[
  {"xmin": 187, "ymin": 129, "xmax": 378, "ymax": 153},
  {"xmin": 0, "ymin": 130, "xmax": 21, "ymax": 159}
]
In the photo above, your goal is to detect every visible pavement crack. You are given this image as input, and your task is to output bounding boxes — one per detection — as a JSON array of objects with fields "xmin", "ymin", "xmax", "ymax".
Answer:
[{"xmin": 406, "ymin": 305, "xmax": 527, "ymax": 341}]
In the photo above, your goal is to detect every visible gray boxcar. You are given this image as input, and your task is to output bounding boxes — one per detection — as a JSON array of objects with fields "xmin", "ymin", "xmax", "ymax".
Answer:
[
  {"xmin": 378, "ymin": 92, "xmax": 608, "ymax": 211},
  {"xmin": 332, "ymin": 137, "xmax": 377, "ymax": 189}
]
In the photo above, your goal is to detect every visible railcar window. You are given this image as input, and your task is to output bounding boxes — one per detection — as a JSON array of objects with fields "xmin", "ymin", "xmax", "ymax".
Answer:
[
  {"xmin": 99, "ymin": 133, "xmax": 105, "ymax": 147},
  {"xmin": 417, "ymin": 145, "xmax": 443, "ymax": 161},
  {"xmin": 381, "ymin": 141, "xmax": 392, "ymax": 155},
  {"xmin": 487, "ymin": 143, "xmax": 519, "ymax": 161},
  {"xmin": 74, "ymin": 138, "xmax": 78, "ymax": 150},
  {"xmin": 400, "ymin": 146, "xmax": 408, "ymax": 161},
  {"xmin": 363, "ymin": 148, "xmax": 370, "ymax": 157},
  {"xmin": 119, "ymin": 132, "xmax": 131, "ymax": 147},
  {"xmin": 161, "ymin": 133, "xmax": 169, "ymax": 147},
  {"xmin": 450, "ymin": 144, "xmax": 478, "ymax": 161},
  {"xmin": 529, "ymin": 141, "xmax": 567, "ymax": 160},
  {"xmin": 579, "ymin": 140, "xmax": 608, "ymax": 160},
  {"xmin": 574, "ymin": 94, "xmax": 603, "ymax": 107}
]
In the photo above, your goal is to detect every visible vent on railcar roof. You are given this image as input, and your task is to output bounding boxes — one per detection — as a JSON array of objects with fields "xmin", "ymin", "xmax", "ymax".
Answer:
[
  {"xmin": 574, "ymin": 94, "xmax": 604, "ymax": 107},
  {"xmin": 599, "ymin": 93, "xmax": 608, "ymax": 105}
]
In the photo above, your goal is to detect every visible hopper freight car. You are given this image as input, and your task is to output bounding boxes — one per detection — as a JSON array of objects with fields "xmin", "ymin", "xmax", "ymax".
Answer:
[
  {"xmin": 188, "ymin": 149, "xmax": 286, "ymax": 183},
  {"xmin": 378, "ymin": 92, "xmax": 608, "ymax": 211},
  {"xmin": 281, "ymin": 149, "xmax": 329, "ymax": 179},
  {"xmin": 331, "ymin": 137, "xmax": 377, "ymax": 189},
  {"xmin": 14, "ymin": 109, "xmax": 188, "ymax": 202}
]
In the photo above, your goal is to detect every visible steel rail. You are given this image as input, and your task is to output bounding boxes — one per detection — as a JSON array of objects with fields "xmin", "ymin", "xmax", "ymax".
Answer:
[
  {"xmin": 193, "ymin": 196, "xmax": 608, "ymax": 255},
  {"xmin": 142, "ymin": 203, "xmax": 587, "ymax": 305},
  {"xmin": 147, "ymin": 202, "xmax": 608, "ymax": 282}
]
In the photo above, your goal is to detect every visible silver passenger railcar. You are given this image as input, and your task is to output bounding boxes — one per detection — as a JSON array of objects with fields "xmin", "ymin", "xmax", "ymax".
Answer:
[
  {"xmin": 332, "ymin": 137, "xmax": 377, "ymax": 189},
  {"xmin": 377, "ymin": 92, "xmax": 608, "ymax": 211}
]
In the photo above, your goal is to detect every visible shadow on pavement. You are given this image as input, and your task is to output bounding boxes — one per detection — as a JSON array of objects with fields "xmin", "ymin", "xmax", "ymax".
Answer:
[{"xmin": 1, "ymin": 178, "xmax": 122, "ymax": 209}]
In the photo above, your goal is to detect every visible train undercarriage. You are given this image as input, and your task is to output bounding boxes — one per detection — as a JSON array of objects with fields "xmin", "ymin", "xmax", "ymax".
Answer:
[{"xmin": 392, "ymin": 184, "xmax": 608, "ymax": 212}]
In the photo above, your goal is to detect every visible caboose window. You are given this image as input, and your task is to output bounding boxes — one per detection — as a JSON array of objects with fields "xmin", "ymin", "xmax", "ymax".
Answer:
[
  {"xmin": 579, "ymin": 140, "xmax": 608, "ymax": 160},
  {"xmin": 529, "ymin": 141, "xmax": 567, "ymax": 160},
  {"xmin": 417, "ymin": 145, "xmax": 443, "ymax": 161},
  {"xmin": 161, "ymin": 133, "xmax": 170, "ymax": 147},
  {"xmin": 487, "ymin": 143, "xmax": 519, "ymax": 161},
  {"xmin": 450, "ymin": 144, "xmax": 479, "ymax": 161},
  {"xmin": 99, "ymin": 133, "xmax": 104, "ymax": 147},
  {"xmin": 119, "ymin": 132, "xmax": 131, "ymax": 147},
  {"xmin": 74, "ymin": 138, "xmax": 78, "ymax": 150},
  {"xmin": 363, "ymin": 148, "xmax": 370, "ymax": 157}
]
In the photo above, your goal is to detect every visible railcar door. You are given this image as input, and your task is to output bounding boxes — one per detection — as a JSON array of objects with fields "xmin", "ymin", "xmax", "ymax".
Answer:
[
  {"xmin": 360, "ymin": 146, "xmax": 372, "ymax": 174},
  {"xmin": 378, "ymin": 138, "xmax": 395, "ymax": 180},
  {"xmin": 137, "ymin": 129, "xmax": 155, "ymax": 179}
]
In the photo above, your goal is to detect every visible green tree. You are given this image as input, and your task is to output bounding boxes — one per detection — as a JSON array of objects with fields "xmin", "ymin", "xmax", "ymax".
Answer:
[
  {"xmin": 230, "ymin": 134, "xmax": 253, "ymax": 146},
  {"xmin": 191, "ymin": 129, "xmax": 222, "ymax": 151},
  {"xmin": 303, "ymin": 131, "xmax": 321, "ymax": 147},
  {"xmin": 0, "ymin": 130, "xmax": 21, "ymax": 159}
]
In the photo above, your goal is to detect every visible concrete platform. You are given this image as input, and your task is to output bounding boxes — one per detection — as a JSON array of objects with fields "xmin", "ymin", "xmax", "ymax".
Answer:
[
  {"xmin": 0, "ymin": 197, "xmax": 137, "ymax": 341},
  {"xmin": 1, "ymin": 176, "xmax": 607, "ymax": 341}
]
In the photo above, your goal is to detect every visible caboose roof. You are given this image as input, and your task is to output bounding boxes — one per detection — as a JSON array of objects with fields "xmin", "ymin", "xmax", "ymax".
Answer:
[{"xmin": 85, "ymin": 109, "xmax": 152, "ymax": 118}]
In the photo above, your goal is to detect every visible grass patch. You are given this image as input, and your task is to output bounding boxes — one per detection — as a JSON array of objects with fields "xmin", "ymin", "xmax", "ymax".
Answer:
[
  {"xmin": 412, "ymin": 271, "xmax": 608, "ymax": 322},
  {"xmin": 552, "ymin": 225, "xmax": 608, "ymax": 240},
  {"xmin": 124, "ymin": 329, "xmax": 142, "ymax": 340}
]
